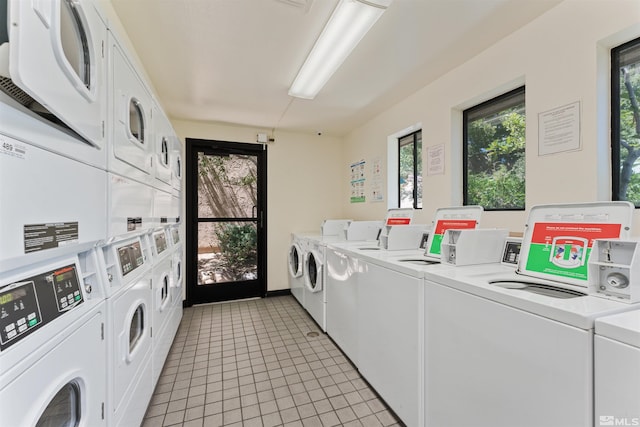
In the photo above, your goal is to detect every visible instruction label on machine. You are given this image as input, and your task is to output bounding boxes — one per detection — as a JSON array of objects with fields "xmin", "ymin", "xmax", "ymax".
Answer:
[
  {"xmin": 429, "ymin": 219, "xmax": 477, "ymax": 255},
  {"xmin": 23, "ymin": 222, "xmax": 79, "ymax": 254},
  {"xmin": 525, "ymin": 222, "xmax": 621, "ymax": 281}
]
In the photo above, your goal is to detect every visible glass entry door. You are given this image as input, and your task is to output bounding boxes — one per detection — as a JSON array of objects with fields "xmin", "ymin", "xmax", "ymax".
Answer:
[{"xmin": 186, "ymin": 139, "xmax": 267, "ymax": 304}]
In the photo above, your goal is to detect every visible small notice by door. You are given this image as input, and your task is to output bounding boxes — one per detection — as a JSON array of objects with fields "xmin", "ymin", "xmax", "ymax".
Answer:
[
  {"xmin": 350, "ymin": 160, "xmax": 366, "ymax": 203},
  {"xmin": 24, "ymin": 222, "xmax": 79, "ymax": 254}
]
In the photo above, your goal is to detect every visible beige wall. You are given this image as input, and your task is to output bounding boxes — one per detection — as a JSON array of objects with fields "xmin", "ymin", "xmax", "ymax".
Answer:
[
  {"xmin": 171, "ymin": 120, "xmax": 345, "ymax": 291},
  {"xmin": 342, "ymin": 0, "xmax": 640, "ymax": 234}
]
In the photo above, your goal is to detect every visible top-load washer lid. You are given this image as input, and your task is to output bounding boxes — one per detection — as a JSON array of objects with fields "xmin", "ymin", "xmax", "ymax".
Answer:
[
  {"xmin": 321, "ymin": 219, "xmax": 352, "ymax": 236},
  {"xmin": 423, "ymin": 206, "xmax": 484, "ymax": 260},
  {"xmin": 384, "ymin": 208, "xmax": 414, "ymax": 225},
  {"xmin": 517, "ymin": 202, "xmax": 634, "ymax": 288},
  {"xmin": 490, "ymin": 279, "xmax": 587, "ymax": 299}
]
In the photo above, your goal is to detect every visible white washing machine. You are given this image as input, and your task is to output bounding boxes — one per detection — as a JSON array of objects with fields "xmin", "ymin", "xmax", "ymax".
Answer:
[
  {"xmin": 169, "ymin": 224, "xmax": 184, "ymax": 306},
  {"xmin": 594, "ymin": 310, "xmax": 640, "ymax": 425},
  {"xmin": 107, "ymin": 31, "xmax": 153, "ymax": 187},
  {"xmin": 168, "ymin": 224, "xmax": 184, "ymax": 336},
  {"xmin": 148, "ymin": 227, "xmax": 176, "ymax": 385},
  {"xmin": 325, "ymin": 242, "xmax": 360, "ymax": 366},
  {"xmin": 422, "ymin": 201, "xmax": 638, "ymax": 427},
  {"xmin": 0, "ymin": 247, "xmax": 107, "ymax": 427},
  {"xmin": 304, "ymin": 238, "xmax": 325, "ymax": 329},
  {"xmin": 98, "ymin": 234, "xmax": 154, "ymax": 427},
  {"xmin": 354, "ymin": 248, "xmax": 430, "ymax": 427},
  {"xmin": 303, "ymin": 235, "xmax": 344, "ymax": 332},
  {"xmin": 0, "ymin": 132, "xmax": 107, "ymax": 270},
  {"xmin": 2, "ymin": 0, "xmax": 108, "ymax": 149},
  {"xmin": 288, "ymin": 233, "xmax": 307, "ymax": 307}
]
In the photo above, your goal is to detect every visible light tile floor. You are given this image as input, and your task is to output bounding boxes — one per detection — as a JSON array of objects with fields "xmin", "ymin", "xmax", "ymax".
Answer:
[{"xmin": 142, "ymin": 295, "xmax": 403, "ymax": 427}]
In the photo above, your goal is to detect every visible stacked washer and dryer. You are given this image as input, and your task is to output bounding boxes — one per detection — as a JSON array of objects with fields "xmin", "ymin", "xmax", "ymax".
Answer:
[{"xmin": 0, "ymin": 1, "xmax": 183, "ymax": 426}]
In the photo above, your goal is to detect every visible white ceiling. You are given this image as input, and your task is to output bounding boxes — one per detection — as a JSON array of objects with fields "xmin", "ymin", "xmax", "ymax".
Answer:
[{"xmin": 109, "ymin": 0, "xmax": 562, "ymax": 136}]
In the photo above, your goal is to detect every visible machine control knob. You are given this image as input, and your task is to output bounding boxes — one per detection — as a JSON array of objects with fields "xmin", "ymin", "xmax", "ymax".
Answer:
[
  {"xmin": 606, "ymin": 272, "xmax": 629, "ymax": 289},
  {"xmin": 107, "ymin": 273, "xmax": 113, "ymax": 282},
  {"xmin": 84, "ymin": 283, "xmax": 92, "ymax": 294}
]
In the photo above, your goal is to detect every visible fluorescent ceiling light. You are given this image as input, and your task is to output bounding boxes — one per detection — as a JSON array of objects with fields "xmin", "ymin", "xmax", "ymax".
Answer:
[{"xmin": 288, "ymin": 0, "xmax": 392, "ymax": 100}]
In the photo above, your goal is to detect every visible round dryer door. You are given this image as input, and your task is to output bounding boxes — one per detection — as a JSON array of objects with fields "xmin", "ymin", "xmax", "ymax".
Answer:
[
  {"xmin": 288, "ymin": 244, "xmax": 303, "ymax": 278},
  {"xmin": 305, "ymin": 251, "xmax": 323, "ymax": 292}
]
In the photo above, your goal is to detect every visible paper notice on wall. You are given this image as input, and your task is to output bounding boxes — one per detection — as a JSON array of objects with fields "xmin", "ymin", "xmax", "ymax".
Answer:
[
  {"xmin": 538, "ymin": 101, "xmax": 581, "ymax": 156},
  {"xmin": 370, "ymin": 157, "xmax": 384, "ymax": 202},
  {"xmin": 427, "ymin": 144, "xmax": 444, "ymax": 175},
  {"xmin": 350, "ymin": 160, "xmax": 366, "ymax": 203}
]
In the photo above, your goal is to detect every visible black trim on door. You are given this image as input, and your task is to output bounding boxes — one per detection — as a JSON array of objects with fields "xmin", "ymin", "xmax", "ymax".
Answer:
[{"xmin": 185, "ymin": 138, "xmax": 267, "ymax": 305}]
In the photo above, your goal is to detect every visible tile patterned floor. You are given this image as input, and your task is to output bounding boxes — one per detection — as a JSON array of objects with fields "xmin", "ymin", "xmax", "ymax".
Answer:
[{"xmin": 142, "ymin": 295, "xmax": 403, "ymax": 427}]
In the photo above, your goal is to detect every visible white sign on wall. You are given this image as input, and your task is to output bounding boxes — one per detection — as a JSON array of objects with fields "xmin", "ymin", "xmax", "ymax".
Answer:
[
  {"xmin": 427, "ymin": 144, "xmax": 445, "ymax": 175},
  {"xmin": 538, "ymin": 101, "xmax": 581, "ymax": 156}
]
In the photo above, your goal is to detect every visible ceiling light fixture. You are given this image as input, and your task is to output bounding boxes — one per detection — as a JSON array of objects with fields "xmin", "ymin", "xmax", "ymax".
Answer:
[{"xmin": 288, "ymin": 0, "xmax": 392, "ymax": 100}]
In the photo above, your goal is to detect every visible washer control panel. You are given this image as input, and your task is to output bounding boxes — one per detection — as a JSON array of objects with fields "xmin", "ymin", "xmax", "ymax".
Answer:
[
  {"xmin": 154, "ymin": 230, "xmax": 168, "ymax": 254},
  {"xmin": 117, "ymin": 241, "xmax": 144, "ymax": 276},
  {"xmin": 0, "ymin": 264, "xmax": 83, "ymax": 351}
]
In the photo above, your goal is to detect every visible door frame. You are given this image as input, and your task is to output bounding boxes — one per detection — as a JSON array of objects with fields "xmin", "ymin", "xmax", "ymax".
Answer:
[{"xmin": 185, "ymin": 138, "xmax": 267, "ymax": 305}]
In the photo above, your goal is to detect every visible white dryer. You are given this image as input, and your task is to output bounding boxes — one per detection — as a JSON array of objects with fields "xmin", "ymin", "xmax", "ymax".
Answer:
[
  {"xmin": 98, "ymin": 234, "xmax": 154, "ymax": 427},
  {"xmin": 2, "ymin": 0, "xmax": 108, "ymax": 150},
  {"xmin": 107, "ymin": 32, "xmax": 153, "ymax": 186},
  {"xmin": 594, "ymin": 310, "xmax": 640, "ymax": 424},
  {"xmin": 0, "ymin": 132, "xmax": 107, "ymax": 270},
  {"xmin": 288, "ymin": 233, "xmax": 306, "ymax": 307},
  {"xmin": 0, "ymin": 247, "xmax": 107, "ymax": 427}
]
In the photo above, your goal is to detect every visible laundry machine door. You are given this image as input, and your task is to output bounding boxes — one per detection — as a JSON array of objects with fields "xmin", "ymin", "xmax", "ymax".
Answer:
[
  {"xmin": 305, "ymin": 250, "xmax": 323, "ymax": 292},
  {"xmin": 152, "ymin": 104, "xmax": 173, "ymax": 190},
  {"xmin": 288, "ymin": 243, "xmax": 303, "ymax": 278},
  {"xmin": 171, "ymin": 136, "xmax": 183, "ymax": 193},
  {"xmin": 110, "ymin": 280, "xmax": 152, "ymax": 420},
  {"xmin": 7, "ymin": 0, "xmax": 107, "ymax": 145},
  {"xmin": 0, "ymin": 309, "xmax": 106, "ymax": 427}
]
